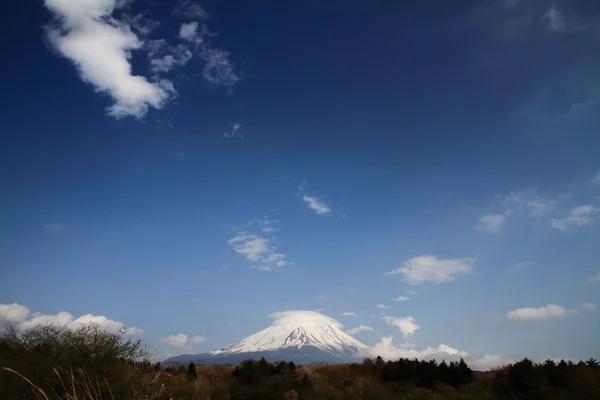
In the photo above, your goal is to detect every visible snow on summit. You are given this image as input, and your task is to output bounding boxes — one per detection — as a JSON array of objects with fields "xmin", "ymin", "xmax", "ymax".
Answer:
[{"xmin": 210, "ymin": 310, "xmax": 367, "ymax": 356}]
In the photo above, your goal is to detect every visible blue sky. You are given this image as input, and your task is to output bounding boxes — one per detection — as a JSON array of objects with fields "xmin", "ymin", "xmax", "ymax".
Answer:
[{"xmin": 1, "ymin": 0, "xmax": 600, "ymax": 368}]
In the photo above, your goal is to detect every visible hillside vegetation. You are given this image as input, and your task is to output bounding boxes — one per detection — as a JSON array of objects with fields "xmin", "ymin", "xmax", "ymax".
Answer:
[{"xmin": 1, "ymin": 324, "xmax": 599, "ymax": 399}]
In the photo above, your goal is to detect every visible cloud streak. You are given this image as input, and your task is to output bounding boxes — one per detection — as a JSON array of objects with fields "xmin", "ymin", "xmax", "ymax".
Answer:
[
  {"xmin": 302, "ymin": 195, "xmax": 331, "ymax": 215},
  {"xmin": 504, "ymin": 303, "xmax": 595, "ymax": 322},
  {"xmin": 551, "ymin": 205, "xmax": 597, "ymax": 231},
  {"xmin": 385, "ymin": 255, "xmax": 474, "ymax": 285},
  {"xmin": 346, "ymin": 325, "xmax": 374, "ymax": 335}
]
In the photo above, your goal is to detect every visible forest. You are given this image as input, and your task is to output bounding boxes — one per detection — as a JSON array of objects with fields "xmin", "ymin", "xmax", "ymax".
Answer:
[{"xmin": 1, "ymin": 324, "xmax": 599, "ymax": 399}]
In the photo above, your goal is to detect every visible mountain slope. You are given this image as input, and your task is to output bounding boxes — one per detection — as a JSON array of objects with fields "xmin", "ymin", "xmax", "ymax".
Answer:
[{"xmin": 164, "ymin": 310, "xmax": 367, "ymax": 365}]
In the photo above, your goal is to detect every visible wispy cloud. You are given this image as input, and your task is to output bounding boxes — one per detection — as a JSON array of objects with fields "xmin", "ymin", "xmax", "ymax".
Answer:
[
  {"xmin": 527, "ymin": 199, "xmax": 556, "ymax": 217},
  {"xmin": 191, "ymin": 335, "xmax": 206, "ymax": 344},
  {"xmin": 149, "ymin": 44, "xmax": 192, "ymax": 74},
  {"xmin": 581, "ymin": 302, "xmax": 596, "ymax": 312},
  {"xmin": 477, "ymin": 214, "xmax": 506, "ymax": 233},
  {"xmin": 223, "ymin": 123, "xmax": 242, "ymax": 138},
  {"xmin": 507, "ymin": 261, "xmax": 534, "ymax": 273},
  {"xmin": 201, "ymin": 48, "xmax": 239, "ymax": 87},
  {"xmin": 381, "ymin": 316, "xmax": 419, "ymax": 339},
  {"xmin": 179, "ymin": 21, "xmax": 203, "ymax": 44},
  {"xmin": 551, "ymin": 205, "xmax": 598, "ymax": 231},
  {"xmin": 43, "ymin": 0, "xmax": 176, "ymax": 119},
  {"xmin": 302, "ymin": 195, "xmax": 331, "ymax": 215},
  {"xmin": 228, "ymin": 232, "xmax": 287, "ymax": 268},
  {"xmin": 174, "ymin": 0, "xmax": 209, "ymax": 19},
  {"xmin": 340, "ymin": 312, "xmax": 357, "ymax": 317},
  {"xmin": 587, "ymin": 272, "xmax": 600, "ymax": 284},
  {"xmin": 544, "ymin": 5, "xmax": 566, "ymax": 32},
  {"xmin": 298, "ymin": 181, "xmax": 332, "ymax": 215},
  {"xmin": 45, "ymin": 222, "xmax": 65, "ymax": 232},
  {"xmin": 592, "ymin": 171, "xmax": 600, "ymax": 184},
  {"xmin": 391, "ymin": 296, "xmax": 410, "ymax": 302},
  {"xmin": 250, "ymin": 265, "xmax": 272, "ymax": 272},
  {"xmin": 376, "ymin": 304, "xmax": 390, "ymax": 310},
  {"xmin": 479, "ymin": 189, "xmax": 565, "ymax": 230},
  {"xmin": 346, "ymin": 325, "xmax": 374, "ymax": 335},
  {"xmin": 160, "ymin": 333, "xmax": 188, "ymax": 347},
  {"xmin": 385, "ymin": 255, "xmax": 475, "ymax": 285}
]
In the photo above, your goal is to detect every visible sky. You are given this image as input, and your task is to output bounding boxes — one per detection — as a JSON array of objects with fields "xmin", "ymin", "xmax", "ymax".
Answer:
[{"xmin": 1, "ymin": 0, "xmax": 600, "ymax": 369}]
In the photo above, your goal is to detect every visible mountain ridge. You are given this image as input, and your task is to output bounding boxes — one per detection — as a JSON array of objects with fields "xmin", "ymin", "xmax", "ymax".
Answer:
[{"xmin": 164, "ymin": 310, "xmax": 367, "ymax": 365}]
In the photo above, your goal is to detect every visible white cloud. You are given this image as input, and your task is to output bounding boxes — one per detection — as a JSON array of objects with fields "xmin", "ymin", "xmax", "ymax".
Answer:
[
  {"xmin": 174, "ymin": 0, "xmax": 208, "ymax": 19},
  {"xmin": 364, "ymin": 336, "xmax": 465, "ymax": 361},
  {"xmin": 544, "ymin": 5, "xmax": 566, "ymax": 32},
  {"xmin": 45, "ymin": 223, "xmax": 65, "ymax": 232},
  {"xmin": 0, "ymin": 303, "xmax": 143, "ymax": 334},
  {"xmin": 478, "ymin": 214, "xmax": 506, "ymax": 232},
  {"xmin": 149, "ymin": 44, "xmax": 192, "ymax": 74},
  {"xmin": 43, "ymin": 0, "xmax": 175, "ymax": 119},
  {"xmin": 340, "ymin": 312, "xmax": 357, "ymax": 317},
  {"xmin": 201, "ymin": 48, "xmax": 239, "ymax": 87},
  {"xmin": 302, "ymin": 195, "xmax": 332, "ymax": 215},
  {"xmin": 505, "ymin": 304, "xmax": 579, "ymax": 322},
  {"xmin": 191, "ymin": 335, "xmax": 206, "ymax": 344},
  {"xmin": 551, "ymin": 205, "xmax": 598, "ymax": 231},
  {"xmin": 179, "ymin": 21, "xmax": 207, "ymax": 45},
  {"xmin": 161, "ymin": 332, "xmax": 205, "ymax": 348},
  {"xmin": 0, "ymin": 303, "xmax": 31, "ymax": 324},
  {"xmin": 592, "ymin": 171, "xmax": 600, "ymax": 184},
  {"xmin": 376, "ymin": 304, "xmax": 390, "ymax": 310},
  {"xmin": 581, "ymin": 302, "xmax": 596, "ymax": 312},
  {"xmin": 507, "ymin": 261, "xmax": 534, "ymax": 273},
  {"xmin": 224, "ymin": 123, "xmax": 242, "ymax": 138},
  {"xmin": 587, "ymin": 273, "xmax": 600, "ymax": 284},
  {"xmin": 269, "ymin": 310, "xmax": 343, "ymax": 330},
  {"xmin": 161, "ymin": 333, "xmax": 188, "ymax": 348},
  {"xmin": 123, "ymin": 327, "xmax": 144, "ymax": 335},
  {"xmin": 250, "ymin": 265, "xmax": 272, "ymax": 272},
  {"xmin": 470, "ymin": 354, "xmax": 515, "ymax": 371},
  {"xmin": 381, "ymin": 316, "xmax": 419, "ymax": 339},
  {"xmin": 527, "ymin": 199, "xmax": 555, "ymax": 217},
  {"xmin": 363, "ymin": 336, "xmax": 512, "ymax": 371},
  {"xmin": 346, "ymin": 325, "xmax": 374, "ymax": 335},
  {"xmin": 385, "ymin": 255, "xmax": 474, "ymax": 285},
  {"xmin": 228, "ymin": 232, "xmax": 287, "ymax": 268},
  {"xmin": 391, "ymin": 296, "xmax": 410, "ymax": 302}
]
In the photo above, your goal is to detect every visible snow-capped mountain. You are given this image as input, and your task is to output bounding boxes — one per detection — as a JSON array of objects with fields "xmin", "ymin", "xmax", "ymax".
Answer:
[{"xmin": 164, "ymin": 310, "xmax": 367, "ymax": 365}]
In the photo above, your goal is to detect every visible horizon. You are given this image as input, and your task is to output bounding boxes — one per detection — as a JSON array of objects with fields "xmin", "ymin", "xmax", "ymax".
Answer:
[{"xmin": 1, "ymin": 0, "xmax": 600, "ymax": 371}]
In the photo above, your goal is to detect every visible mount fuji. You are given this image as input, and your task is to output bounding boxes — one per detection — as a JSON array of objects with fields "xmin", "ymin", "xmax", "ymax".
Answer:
[{"xmin": 164, "ymin": 311, "xmax": 368, "ymax": 365}]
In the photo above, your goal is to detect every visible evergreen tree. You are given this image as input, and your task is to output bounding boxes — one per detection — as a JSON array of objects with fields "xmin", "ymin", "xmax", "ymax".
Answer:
[
  {"xmin": 437, "ymin": 360, "xmax": 449, "ymax": 384},
  {"xmin": 586, "ymin": 358, "xmax": 599, "ymax": 368},
  {"xmin": 374, "ymin": 355, "xmax": 385, "ymax": 371},
  {"xmin": 187, "ymin": 362, "xmax": 197, "ymax": 380}
]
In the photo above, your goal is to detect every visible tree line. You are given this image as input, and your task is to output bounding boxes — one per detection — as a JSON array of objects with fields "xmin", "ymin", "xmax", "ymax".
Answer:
[{"xmin": 2, "ymin": 323, "xmax": 600, "ymax": 399}]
